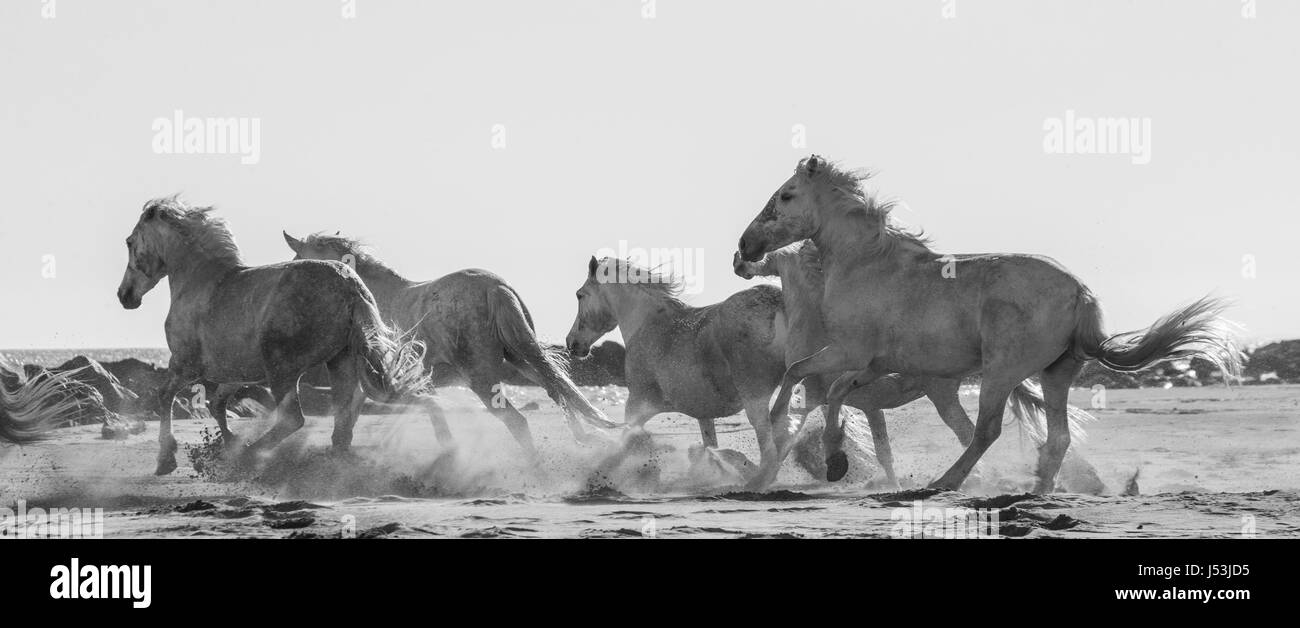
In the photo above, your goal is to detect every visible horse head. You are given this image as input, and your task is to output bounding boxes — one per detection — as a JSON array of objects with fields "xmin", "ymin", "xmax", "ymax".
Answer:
[
  {"xmin": 737, "ymin": 155, "xmax": 835, "ymax": 262},
  {"xmin": 566, "ymin": 256, "xmax": 619, "ymax": 357},
  {"xmin": 117, "ymin": 200, "xmax": 172, "ymax": 309}
]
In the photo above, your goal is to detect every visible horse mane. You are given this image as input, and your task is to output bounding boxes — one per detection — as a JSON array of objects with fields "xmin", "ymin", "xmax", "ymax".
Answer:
[
  {"xmin": 302, "ymin": 232, "xmax": 407, "ymax": 280},
  {"xmin": 812, "ymin": 161, "xmax": 934, "ymax": 256},
  {"xmin": 141, "ymin": 195, "xmax": 243, "ymax": 265},
  {"xmin": 599, "ymin": 258, "xmax": 686, "ymax": 306},
  {"xmin": 794, "ymin": 240, "xmax": 824, "ymax": 277}
]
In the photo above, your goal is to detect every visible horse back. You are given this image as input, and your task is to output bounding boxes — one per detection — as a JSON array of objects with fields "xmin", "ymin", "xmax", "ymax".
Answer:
[
  {"xmin": 827, "ymin": 252, "xmax": 1084, "ymax": 377},
  {"xmin": 385, "ymin": 268, "xmax": 518, "ymax": 370},
  {"xmin": 195, "ymin": 260, "xmax": 368, "ymax": 380},
  {"xmin": 634, "ymin": 285, "xmax": 786, "ymax": 411}
]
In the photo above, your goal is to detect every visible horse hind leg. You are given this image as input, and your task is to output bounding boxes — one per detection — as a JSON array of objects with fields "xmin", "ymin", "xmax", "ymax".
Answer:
[
  {"xmin": 923, "ymin": 378, "xmax": 975, "ymax": 447},
  {"xmin": 209, "ymin": 382, "xmax": 249, "ymax": 446},
  {"xmin": 469, "ymin": 376, "xmax": 540, "ymax": 465},
  {"xmin": 929, "ymin": 375, "xmax": 1017, "ymax": 492},
  {"xmin": 1034, "ymin": 353, "xmax": 1083, "ymax": 494},
  {"xmin": 505, "ymin": 349, "xmax": 615, "ymax": 443},
  {"xmin": 247, "ymin": 376, "xmax": 306, "ymax": 455},
  {"xmin": 325, "ymin": 354, "xmax": 368, "ymax": 453}
]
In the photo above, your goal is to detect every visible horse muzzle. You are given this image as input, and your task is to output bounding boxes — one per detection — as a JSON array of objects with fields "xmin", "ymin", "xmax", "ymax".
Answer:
[
  {"xmin": 737, "ymin": 234, "xmax": 767, "ymax": 263},
  {"xmin": 731, "ymin": 250, "xmax": 754, "ymax": 279},
  {"xmin": 118, "ymin": 287, "xmax": 141, "ymax": 310},
  {"xmin": 566, "ymin": 338, "xmax": 591, "ymax": 358}
]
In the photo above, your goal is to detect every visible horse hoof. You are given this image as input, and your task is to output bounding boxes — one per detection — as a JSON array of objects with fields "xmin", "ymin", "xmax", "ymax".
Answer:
[
  {"xmin": 927, "ymin": 480, "xmax": 958, "ymax": 492},
  {"xmin": 825, "ymin": 452, "xmax": 848, "ymax": 482},
  {"xmin": 154, "ymin": 458, "xmax": 178, "ymax": 476}
]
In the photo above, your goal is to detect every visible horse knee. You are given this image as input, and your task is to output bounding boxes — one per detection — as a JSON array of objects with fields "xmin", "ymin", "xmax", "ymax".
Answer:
[{"xmin": 977, "ymin": 418, "xmax": 1002, "ymax": 442}]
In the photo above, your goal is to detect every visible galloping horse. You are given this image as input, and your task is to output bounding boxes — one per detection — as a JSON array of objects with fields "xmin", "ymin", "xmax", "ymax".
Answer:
[
  {"xmin": 737, "ymin": 156, "xmax": 1242, "ymax": 492},
  {"xmin": 284, "ymin": 232, "xmax": 618, "ymax": 458},
  {"xmin": 565, "ymin": 256, "xmax": 792, "ymax": 487},
  {"xmin": 117, "ymin": 197, "xmax": 434, "ymax": 475},
  {"xmin": 733, "ymin": 241, "xmax": 1094, "ymax": 485}
]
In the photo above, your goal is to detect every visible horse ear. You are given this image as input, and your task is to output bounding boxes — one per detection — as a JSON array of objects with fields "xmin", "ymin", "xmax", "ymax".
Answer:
[
  {"xmin": 588, "ymin": 256, "xmax": 599, "ymax": 277},
  {"xmin": 804, "ymin": 155, "xmax": 824, "ymax": 176},
  {"xmin": 283, "ymin": 231, "xmax": 303, "ymax": 253}
]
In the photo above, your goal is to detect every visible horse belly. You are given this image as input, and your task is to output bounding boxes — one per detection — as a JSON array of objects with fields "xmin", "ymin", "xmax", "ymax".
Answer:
[{"xmin": 657, "ymin": 366, "xmax": 742, "ymax": 419}]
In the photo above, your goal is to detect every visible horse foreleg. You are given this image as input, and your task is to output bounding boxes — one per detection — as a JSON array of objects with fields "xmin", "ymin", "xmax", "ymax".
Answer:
[
  {"xmin": 862, "ymin": 410, "xmax": 897, "ymax": 488},
  {"xmin": 823, "ymin": 369, "xmax": 880, "ymax": 482},
  {"xmin": 929, "ymin": 379, "xmax": 1015, "ymax": 491},
  {"xmin": 770, "ymin": 346, "xmax": 860, "ymax": 426},
  {"xmin": 742, "ymin": 397, "xmax": 781, "ymax": 491},
  {"xmin": 153, "ymin": 373, "xmax": 188, "ymax": 476},
  {"xmin": 590, "ymin": 396, "xmax": 658, "ymax": 482},
  {"xmin": 697, "ymin": 418, "xmax": 718, "ymax": 448},
  {"xmin": 1033, "ymin": 354, "xmax": 1083, "ymax": 493}
]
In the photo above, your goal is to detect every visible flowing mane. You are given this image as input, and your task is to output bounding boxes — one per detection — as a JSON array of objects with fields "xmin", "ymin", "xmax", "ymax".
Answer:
[
  {"xmin": 812, "ymin": 161, "xmax": 934, "ymax": 256},
  {"xmin": 793, "ymin": 240, "xmax": 825, "ymax": 281},
  {"xmin": 301, "ymin": 232, "xmax": 407, "ymax": 281},
  {"xmin": 597, "ymin": 258, "xmax": 687, "ymax": 306},
  {"xmin": 142, "ymin": 195, "xmax": 243, "ymax": 265}
]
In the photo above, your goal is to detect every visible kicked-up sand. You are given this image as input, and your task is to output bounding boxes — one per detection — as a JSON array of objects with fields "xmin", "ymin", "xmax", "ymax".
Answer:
[{"xmin": 1, "ymin": 383, "xmax": 1296, "ymax": 539}]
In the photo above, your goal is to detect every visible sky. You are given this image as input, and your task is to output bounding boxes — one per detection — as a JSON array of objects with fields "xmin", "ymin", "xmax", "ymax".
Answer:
[{"xmin": 1, "ymin": 0, "xmax": 1296, "ymax": 350}]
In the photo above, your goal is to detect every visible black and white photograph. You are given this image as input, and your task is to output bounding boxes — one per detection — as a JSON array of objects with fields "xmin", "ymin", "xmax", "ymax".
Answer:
[{"xmin": 1, "ymin": 0, "xmax": 1294, "ymax": 611}]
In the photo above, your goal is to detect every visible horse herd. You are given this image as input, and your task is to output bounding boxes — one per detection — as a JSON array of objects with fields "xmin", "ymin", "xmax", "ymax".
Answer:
[{"xmin": 3, "ymin": 155, "xmax": 1243, "ymax": 495}]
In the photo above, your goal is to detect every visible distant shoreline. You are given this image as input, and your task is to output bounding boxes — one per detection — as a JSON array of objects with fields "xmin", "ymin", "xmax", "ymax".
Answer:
[{"xmin": 0, "ymin": 348, "xmax": 171, "ymax": 367}]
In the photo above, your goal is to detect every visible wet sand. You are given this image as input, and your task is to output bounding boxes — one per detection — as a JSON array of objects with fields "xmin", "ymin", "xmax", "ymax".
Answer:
[{"xmin": 2, "ymin": 384, "xmax": 1297, "ymax": 538}]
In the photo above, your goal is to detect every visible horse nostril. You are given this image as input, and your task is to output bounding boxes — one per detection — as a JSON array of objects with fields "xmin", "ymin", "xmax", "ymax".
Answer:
[{"xmin": 738, "ymin": 237, "xmax": 748, "ymax": 252}]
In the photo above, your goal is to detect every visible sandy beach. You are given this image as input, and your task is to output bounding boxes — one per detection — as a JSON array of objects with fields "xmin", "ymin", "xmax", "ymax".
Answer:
[{"xmin": 3, "ymin": 382, "xmax": 1295, "ymax": 539}]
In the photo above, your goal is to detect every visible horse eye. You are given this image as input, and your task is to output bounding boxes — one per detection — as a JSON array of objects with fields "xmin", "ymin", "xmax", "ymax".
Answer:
[
  {"xmin": 576, "ymin": 292, "xmax": 584, "ymax": 300},
  {"xmin": 780, "ymin": 193, "xmax": 795, "ymax": 202}
]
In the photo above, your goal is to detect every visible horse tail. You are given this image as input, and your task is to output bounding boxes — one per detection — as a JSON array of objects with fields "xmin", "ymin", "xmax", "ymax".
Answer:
[
  {"xmin": 1070, "ymin": 290, "xmax": 1244, "ymax": 379},
  {"xmin": 489, "ymin": 286, "xmax": 619, "ymax": 429},
  {"xmin": 350, "ymin": 297, "xmax": 431, "ymax": 404},
  {"xmin": 0, "ymin": 362, "xmax": 94, "ymax": 443},
  {"xmin": 1003, "ymin": 379, "xmax": 1095, "ymax": 445}
]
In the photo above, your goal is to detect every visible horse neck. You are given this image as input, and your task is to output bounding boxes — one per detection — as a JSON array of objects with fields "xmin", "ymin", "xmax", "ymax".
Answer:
[
  {"xmin": 165, "ymin": 253, "xmax": 240, "ymax": 298},
  {"xmin": 778, "ymin": 261, "xmax": 823, "ymax": 306},
  {"xmin": 776, "ymin": 261, "xmax": 827, "ymax": 331},
  {"xmin": 604, "ymin": 287, "xmax": 679, "ymax": 343},
  {"xmin": 810, "ymin": 201, "xmax": 916, "ymax": 272},
  {"xmin": 352, "ymin": 259, "xmax": 414, "ymax": 307}
]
